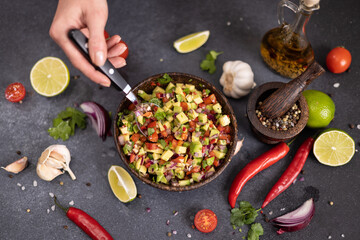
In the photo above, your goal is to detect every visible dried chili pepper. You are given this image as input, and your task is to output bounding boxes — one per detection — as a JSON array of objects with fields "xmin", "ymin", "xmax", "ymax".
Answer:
[
  {"xmin": 54, "ymin": 196, "xmax": 113, "ymax": 240},
  {"xmin": 262, "ymin": 137, "xmax": 314, "ymax": 208},
  {"xmin": 228, "ymin": 142, "xmax": 290, "ymax": 208}
]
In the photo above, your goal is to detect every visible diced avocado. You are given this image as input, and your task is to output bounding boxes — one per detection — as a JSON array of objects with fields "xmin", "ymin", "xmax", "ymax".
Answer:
[
  {"xmin": 138, "ymin": 147, "xmax": 146, "ymax": 156},
  {"xmin": 120, "ymin": 126, "xmax": 129, "ymax": 135},
  {"xmin": 139, "ymin": 165, "xmax": 147, "ymax": 175},
  {"xmin": 123, "ymin": 134, "xmax": 130, "ymax": 142},
  {"xmin": 153, "ymin": 86, "xmax": 165, "ymax": 93},
  {"xmin": 202, "ymin": 160, "xmax": 208, "ymax": 169},
  {"xmin": 191, "ymin": 103, "xmax": 197, "ymax": 109},
  {"xmin": 192, "ymin": 172, "xmax": 202, "ymax": 182},
  {"xmin": 157, "ymin": 121, "xmax": 165, "ymax": 131},
  {"xmin": 166, "ymin": 115, "xmax": 174, "ymax": 122},
  {"xmin": 176, "ymin": 83, "xmax": 184, "ymax": 88},
  {"xmin": 153, "ymin": 153, "xmax": 161, "ymax": 160},
  {"xmin": 219, "ymin": 115, "xmax": 231, "ymax": 126},
  {"xmin": 166, "ymin": 82, "xmax": 176, "ymax": 93},
  {"xmin": 165, "ymin": 100, "xmax": 173, "ymax": 109},
  {"xmin": 156, "ymin": 174, "xmax": 164, "ymax": 183},
  {"xmin": 213, "ymin": 103, "xmax": 222, "ymax": 113},
  {"xmin": 176, "ymin": 112, "xmax": 189, "ymax": 124},
  {"xmin": 203, "ymin": 137, "xmax": 210, "ymax": 145},
  {"xmin": 175, "ymin": 169, "xmax": 185, "ymax": 179},
  {"xmin": 145, "ymin": 147, "xmax": 163, "ymax": 154},
  {"xmin": 206, "ymin": 105, "xmax": 213, "ymax": 111},
  {"xmin": 173, "ymin": 102, "xmax": 181, "ymax": 107},
  {"xmin": 135, "ymin": 159, "xmax": 142, "ymax": 170},
  {"xmin": 175, "ymin": 86, "xmax": 184, "ymax": 96},
  {"xmin": 161, "ymin": 150, "xmax": 174, "ymax": 161},
  {"xmin": 201, "ymin": 123, "xmax": 210, "ymax": 131},
  {"xmin": 173, "ymin": 106, "xmax": 183, "ymax": 113},
  {"xmin": 193, "ymin": 95, "xmax": 203, "ymax": 104},
  {"xmin": 192, "ymin": 158, "xmax": 202, "ymax": 166},
  {"xmin": 133, "ymin": 124, "xmax": 139, "ymax": 133},
  {"xmin": 198, "ymin": 113, "xmax": 208, "ymax": 123},
  {"xmin": 160, "ymin": 176, "xmax": 169, "ymax": 184},
  {"xmin": 190, "ymin": 142, "xmax": 203, "ymax": 157},
  {"xmin": 186, "ymin": 94, "xmax": 193, "ymax": 102},
  {"xmin": 138, "ymin": 90, "xmax": 152, "ymax": 101},
  {"xmin": 148, "ymin": 163, "xmax": 158, "ymax": 174},
  {"xmin": 206, "ymin": 157, "xmax": 215, "ymax": 166},
  {"xmin": 210, "ymin": 129, "xmax": 220, "ymax": 137},
  {"xmin": 208, "ymin": 167, "xmax": 215, "ymax": 172},
  {"xmin": 185, "ymin": 84, "xmax": 196, "ymax": 91},
  {"xmin": 218, "ymin": 139, "xmax": 227, "ymax": 145},
  {"xmin": 176, "ymin": 94, "xmax": 184, "ymax": 102},
  {"xmin": 175, "ymin": 146, "xmax": 187, "ymax": 154},
  {"xmin": 137, "ymin": 115, "xmax": 145, "ymax": 125},
  {"xmin": 192, "ymin": 132, "xmax": 200, "ymax": 142},
  {"xmin": 155, "ymin": 166, "xmax": 165, "ymax": 175},
  {"xmin": 187, "ymin": 109, "xmax": 198, "ymax": 120},
  {"xmin": 163, "ymin": 121, "xmax": 171, "ymax": 130},
  {"xmin": 179, "ymin": 179, "xmax": 191, "ymax": 186},
  {"xmin": 213, "ymin": 150, "xmax": 226, "ymax": 159}
]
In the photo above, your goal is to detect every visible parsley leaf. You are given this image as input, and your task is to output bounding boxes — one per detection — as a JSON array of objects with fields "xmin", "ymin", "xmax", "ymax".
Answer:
[
  {"xmin": 48, "ymin": 121, "xmax": 72, "ymax": 141},
  {"xmin": 154, "ymin": 110, "xmax": 167, "ymax": 121},
  {"xmin": 247, "ymin": 223, "xmax": 263, "ymax": 240},
  {"xmin": 148, "ymin": 127, "xmax": 155, "ymax": 136},
  {"xmin": 230, "ymin": 201, "xmax": 260, "ymax": 228},
  {"xmin": 157, "ymin": 73, "xmax": 173, "ymax": 85},
  {"xmin": 200, "ymin": 50, "xmax": 223, "ymax": 74}
]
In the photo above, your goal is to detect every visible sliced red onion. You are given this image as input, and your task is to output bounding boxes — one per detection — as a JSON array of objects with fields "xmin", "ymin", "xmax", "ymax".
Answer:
[
  {"xmin": 118, "ymin": 135, "xmax": 125, "ymax": 146},
  {"xmin": 195, "ymin": 131, "xmax": 202, "ymax": 137},
  {"xmin": 80, "ymin": 102, "xmax": 111, "ymax": 141},
  {"xmin": 207, "ymin": 114, "xmax": 216, "ymax": 122},
  {"xmin": 194, "ymin": 152, "xmax": 200, "ymax": 157},
  {"xmin": 218, "ymin": 145, "xmax": 227, "ymax": 151},
  {"xmin": 209, "ymin": 134, "xmax": 218, "ymax": 140},
  {"xmin": 271, "ymin": 198, "xmax": 315, "ymax": 234},
  {"xmin": 165, "ymin": 174, "xmax": 172, "ymax": 182},
  {"xmin": 195, "ymin": 108, "xmax": 202, "ymax": 113},
  {"xmin": 205, "ymin": 170, "xmax": 215, "ymax": 178},
  {"xmin": 134, "ymin": 111, "xmax": 142, "ymax": 117}
]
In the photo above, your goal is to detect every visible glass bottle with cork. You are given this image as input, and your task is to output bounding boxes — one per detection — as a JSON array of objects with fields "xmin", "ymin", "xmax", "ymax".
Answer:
[{"xmin": 260, "ymin": 0, "xmax": 320, "ymax": 78}]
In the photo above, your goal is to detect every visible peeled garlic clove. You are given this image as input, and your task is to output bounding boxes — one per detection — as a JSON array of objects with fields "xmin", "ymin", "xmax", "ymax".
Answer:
[
  {"xmin": 1, "ymin": 157, "xmax": 28, "ymax": 174},
  {"xmin": 36, "ymin": 145, "xmax": 76, "ymax": 181}
]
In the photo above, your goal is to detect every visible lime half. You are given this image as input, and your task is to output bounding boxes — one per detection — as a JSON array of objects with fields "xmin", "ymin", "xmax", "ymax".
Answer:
[
  {"xmin": 108, "ymin": 165, "xmax": 137, "ymax": 203},
  {"xmin": 30, "ymin": 57, "xmax": 70, "ymax": 97},
  {"xmin": 313, "ymin": 129, "xmax": 355, "ymax": 167},
  {"xmin": 173, "ymin": 30, "xmax": 210, "ymax": 53}
]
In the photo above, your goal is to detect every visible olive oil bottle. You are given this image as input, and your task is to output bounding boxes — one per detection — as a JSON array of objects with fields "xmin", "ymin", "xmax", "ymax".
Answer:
[{"xmin": 260, "ymin": 0, "xmax": 320, "ymax": 78}]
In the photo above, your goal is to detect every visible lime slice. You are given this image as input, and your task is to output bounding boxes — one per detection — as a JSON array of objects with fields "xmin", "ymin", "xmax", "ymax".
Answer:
[
  {"xmin": 173, "ymin": 30, "xmax": 210, "ymax": 53},
  {"xmin": 30, "ymin": 57, "xmax": 70, "ymax": 97},
  {"xmin": 313, "ymin": 129, "xmax": 355, "ymax": 166},
  {"xmin": 108, "ymin": 165, "xmax": 137, "ymax": 203}
]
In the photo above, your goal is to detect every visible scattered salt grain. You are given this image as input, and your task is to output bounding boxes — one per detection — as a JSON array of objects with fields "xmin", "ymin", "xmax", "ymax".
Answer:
[
  {"xmin": 269, "ymin": 211, "xmax": 273, "ymax": 215},
  {"xmin": 47, "ymin": 209, "xmax": 50, "ymax": 214},
  {"xmin": 146, "ymin": 208, "xmax": 151, "ymax": 213},
  {"xmin": 299, "ymin": 177, "xmax": 305, "ymax": 182},
  {"xmin": 341, "ymin": 234, "xmax": 345, "ymax": 238},
  {"xmin": 187, "ymin": 233, "xmax": 192, "ymax": 238},
  {"xmin": 227, "ymin": 21, "xmax": 231, "ymax": 26},
  {"xmin": 21, "ymin": 186, "xmax": 25, "ymax": 191},
  {"xmin": 173, "ymin": 210, "xmax": 179, "ymax": 216},
  {"xmin": 172, "ymin": 230, "xmax": 177, "ymax": 235},
  {"xmin": 17, "ymin": 183, "xmax": 22, "ymax": 187},
  {"xmin": 49, "ymin": 192, "xmax": 54, "ymax": 198},
  {"xmin": 51, "ymin": 205, "xmax": 56, "ymax": 211},
  {"xmin": 33, "ymin": 180, "xmax": 38, "ymax": 187},
  {"xmin": 333, "ymin": 83, "xmax": 340, "ymax": 88},
  {"xmin": 280, "ymin": 208, "xmax": 286, "ymax": 211},
  {"xmin": 357, "ymin": 124, "xmax": 360, "ymax": 130},
  {"xmin": 328, "ymin": 235, "xmax": 332, "ymax": 239},
  {"xmin": 240, "ymin": 17, "xmax": 243, "ymax": 21},
  {"xmin": 69, "ymin": 200, "xmax": 74, "ymax": 206},
  {"xmin": 160, "ymin": 58, "xmax": 164, "ymax": 62},
  {"xmin": 166, "ymin": 220, "xmax": 170, "ymax": 225}
]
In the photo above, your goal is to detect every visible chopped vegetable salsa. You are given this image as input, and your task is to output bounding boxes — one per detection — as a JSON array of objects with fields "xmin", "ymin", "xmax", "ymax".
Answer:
[{"xmin": 117, "ymin": 74, "xmax": 232, "ymax": 186}]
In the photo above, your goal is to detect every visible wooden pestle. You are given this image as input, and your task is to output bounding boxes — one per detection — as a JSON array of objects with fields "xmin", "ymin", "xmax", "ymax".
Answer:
[{"xmin": 259, "ymin": 61, "xmax": 325, "ymax": 119}]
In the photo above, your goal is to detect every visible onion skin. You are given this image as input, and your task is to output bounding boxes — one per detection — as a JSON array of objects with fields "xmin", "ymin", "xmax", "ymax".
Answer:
[{"xmin": 271, "ymin": 198, "xmax": 315, "ymax": 234}]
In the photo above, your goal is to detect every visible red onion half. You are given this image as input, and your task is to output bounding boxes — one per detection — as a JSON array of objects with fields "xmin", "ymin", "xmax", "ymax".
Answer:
[
  {"xmin": 80, "ymin": 101, "xmax": 111, "ymax": 141},
  {"xmin": 271, "ymin": 198, "xmax": 315, "ymax": 234}
]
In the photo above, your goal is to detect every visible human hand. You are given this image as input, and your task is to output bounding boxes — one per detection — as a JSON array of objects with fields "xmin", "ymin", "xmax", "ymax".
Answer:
[{"xmin": 49, "ymin": 0, "xmax": 127, "ymax": 87}]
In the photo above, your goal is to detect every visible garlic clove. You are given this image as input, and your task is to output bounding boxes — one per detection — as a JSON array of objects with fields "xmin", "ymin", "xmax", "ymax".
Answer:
[
  {"xmin": 45, "ymin": 157, "xmax": 66, "ymax": 169},
  {"xmin": 36, "ymin": 163, "xmax": 64, "ymax": 181},
  {"xmin": 1, "ymin": 157, "xmax": 28, "ymax": 174}
]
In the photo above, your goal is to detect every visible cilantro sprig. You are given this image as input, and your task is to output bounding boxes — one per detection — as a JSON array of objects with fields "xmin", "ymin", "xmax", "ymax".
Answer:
[
  {"xmin": 157, "ymin": 73, "xmax": 173, "ymax": 85},
  {"xmin": 200, "ymin": 50, "xmax": 223, "ymax": 74},
  {"xmin": 247, "ymin": 223, "xmax": 264, "ymax": 240},
  {"xmin": 48, "ymin": 107, "xmax": 87, "ymax": 141}
]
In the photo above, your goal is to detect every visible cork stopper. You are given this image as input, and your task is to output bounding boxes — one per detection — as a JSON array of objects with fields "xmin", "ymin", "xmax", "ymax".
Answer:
[{"xmin": 303, "ymin": 0, "xmax": 320, "ymax": 7}]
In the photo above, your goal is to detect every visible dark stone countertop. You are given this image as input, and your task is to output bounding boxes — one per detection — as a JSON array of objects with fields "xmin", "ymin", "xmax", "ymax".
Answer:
[{"xmin": 1, "ymin": 0, "xmax": 359, "ymax": 239}]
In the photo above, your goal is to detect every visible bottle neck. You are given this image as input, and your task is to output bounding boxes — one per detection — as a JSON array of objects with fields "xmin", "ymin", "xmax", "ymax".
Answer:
[{"xmin": 290, "ymin": 6, "xmax": 313, "ymax": 35}]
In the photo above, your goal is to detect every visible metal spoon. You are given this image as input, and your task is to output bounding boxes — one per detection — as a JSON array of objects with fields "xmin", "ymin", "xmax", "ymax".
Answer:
[{"xmin": 69, "ymin": 29, "xmax": 156, "ymax": 136}]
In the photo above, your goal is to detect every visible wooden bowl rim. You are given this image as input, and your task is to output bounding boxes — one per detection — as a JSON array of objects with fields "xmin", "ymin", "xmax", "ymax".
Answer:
[
  {"xmin": 247, "ymin": 82, "xmax": 308, "ymax": 142},
  {"xmin": 113, "ymin": 72, "xmax": 238, "ymax": 191}
]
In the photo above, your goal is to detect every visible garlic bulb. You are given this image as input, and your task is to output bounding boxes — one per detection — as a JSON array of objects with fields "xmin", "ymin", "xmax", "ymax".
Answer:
[
  {"xmin": 219, "ymin": 60, "xmax": 256, "ymax": 98},
  {"xmin": 36, "ymin": 145, "xmax": 76, "ymax": 181},
  {"xmin": 1, "ymin": 157, "xmax": 28, "ymax": 174}
]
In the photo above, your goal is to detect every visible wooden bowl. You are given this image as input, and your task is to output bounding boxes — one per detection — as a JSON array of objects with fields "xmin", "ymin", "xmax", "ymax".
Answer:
[
  {"xmin": 247, "ymin": 82, "xmax": 308, "ymax": 144},
  {"xmin": 113, "ymin": 73, "xmax": 238, "ymax": 191}
]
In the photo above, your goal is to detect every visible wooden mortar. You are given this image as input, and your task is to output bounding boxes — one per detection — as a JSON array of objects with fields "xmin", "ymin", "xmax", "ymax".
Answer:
[{"xmin": 247, "ymin": 82, "xmax": 309, "ymax": 144}]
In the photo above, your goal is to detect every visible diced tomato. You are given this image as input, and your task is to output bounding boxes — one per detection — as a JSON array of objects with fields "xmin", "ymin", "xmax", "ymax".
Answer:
[
  {"xmin": 204, "ymin": 130, "xmax": 210, "ymax": 137},
  {"xmin": 156, "ymin": 92, "xmax": 162, "ymax": 99},
  {"xmin": 129, "ymin": 153, "xmax": 136, "ymax": 163},
  {"xmin": 140, "ymin": 136, "xmax": 147, "ymax": 142},
  {"xmin": 162, "ymin": 97, "xmax": 169, "ymax": 103},
  {"xmin": 181, "ymin": 132, "xmax": 188, "ymax": 141},
  {"xmin": 160, "ymin": 130, "xmax": 168, "ymax": 138},
  {"xmin": 217, "ymin": 125, "xmax": 231, "ymax": 133},
  {"xmin": 198, "ymin": 103, "xmax": 206, "ymax": 109},
  {"xmin": 194, "ymin": 209, "xmax": 218, "ymax": 233},
  {"xmin": 180, "ymin": 102, "xmax": 188, "ymax": 111},
  {"xmin": 202, "ymin": 146, "xmax": 206, "ymax": 153},
  {"xmin": 151, "ymin": 82, "xmax": 156, "ymax": 86},
  {"xmin": 219, "ymin": 133, "xmax": 231, "ymax": 141},
  {"xmin": 210, "ymin": 139, "xmax": 217, "ymax": 144},
  {"xmin": 165, "ymin": 135, "xmax": 174, "ymax": 144},
  {"xmin": 172, "ymin": 156, "xmax": 184, "ymax": 163},
  {"xmin": 205, "ymin": 165, "xmax": 211, "ymax": 172},
  {"xmin": 145, "ymin": 142, "xmax": 158, "ymax": 150},
  {"xmin": 177, "ymin": 140, "xmax": 184, "ymax": 146},
  {"xmin": 130, "ymin": 133, "xmax": 140, "ymax": 142},
  {"xmin": 204, "ymin": 94, "xmax": 217, "ymax": 105},
  {"xmin": 224, "ymin": 126, "xmax": 231, "ymax": 133},
  {"xmin": 156, "ymin": 82, "xmax": 161, "ymax": 86},
  {"xmin": 186, "ymin": 166, "xmax": 200, "ymax": 175},
  {"xmin": 159, "ymin": 160, "xmax": 166, "ymax": 166},
  {"xmin": 189, "ymin": 121, "xmax": 196, "ymax": 132},
  {"xmin": 171, "ymin": 139, "xmax": 178, "ymax": 149},
  {"xmin": 148, "ymin": 121, "xmax": 157, "ymax": 128},
  {"xmin": 143, "ymin": 112, "xmax": 152, "ymax": 118},
  {"xmin": 104, "ymin": 30, "xmax": 110, "ymax": 40},
  {"xmin": 148, "ymin": 132, "xmax": 158, "ymax": 142},
  {"xmin": 213, "ymin": 159, "xmax": 219, "ymax": 167},
  {"xmin": 145, "ymin": 162, "xmax": 151, "ymax": 168},
  {"xmin": 128, "ymin": 103, "xmax": 136, "ymax": 111},
  {"xmin": 209, "ymin": 151, "xmax": 216, "ymax": 157}
]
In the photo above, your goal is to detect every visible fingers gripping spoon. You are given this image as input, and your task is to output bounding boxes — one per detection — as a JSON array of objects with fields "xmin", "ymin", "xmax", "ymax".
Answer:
[{"xmin": 69, "ymin": 29, "xmax": 155, "ymax": 137}]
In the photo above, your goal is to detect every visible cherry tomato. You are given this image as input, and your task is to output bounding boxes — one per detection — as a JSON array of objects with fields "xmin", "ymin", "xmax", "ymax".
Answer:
[
  {"xmin": 204, "ymin": 94, "xmax": 217, "ymax": 105},
  {"xmin": 326, "ymin": 47, "xmax": 351, "ymax": 73},
  {"xmin": 148, "ymin": 132, "xmax": 158, "ymax": 142},
  {"xmin": 145, "ymin": 142, "xmax": 158, "ymax": 150},
  {"xmin": 194, "ymin": 209, "xmax": 218, "ymax": 233},
  {"xmin": 5, "ymin": 82, "xmax": 26, "ymax": 103},
  {"xmin": 104, "ymin": 30, "xmax": 129, "ymax": 59},
  {"xmin": 180, "ymin": 102, "xmax": 188, "ymax": 111},
  {"xmin": 129, "ymin": 153, "xmax": 136, "ymax": 163},
  {"xmin": 130, "ymin": 133, "xmax": 140, "ymax": 142},
  {"xmin": 104, "ymin": 30, "xmax": 110, "ymax": 40}
]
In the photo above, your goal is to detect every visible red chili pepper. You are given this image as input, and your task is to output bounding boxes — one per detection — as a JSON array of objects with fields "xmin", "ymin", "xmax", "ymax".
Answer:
[
  {"xmin": 54, "ymin": 196, "xmax": 113, "ymax": 240},
  {"xmin": 261, "ymin": 137, "xmax": 314, "ymax": 208},
  {"xmin": 228, "ymin": 142, "xmax": 290, "ymax": 208}
]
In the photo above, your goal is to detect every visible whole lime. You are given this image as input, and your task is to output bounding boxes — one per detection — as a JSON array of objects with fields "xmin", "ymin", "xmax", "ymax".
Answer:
[{"xmin": 302, "ymin": 90, "xmax": 335, "ymax": 128}]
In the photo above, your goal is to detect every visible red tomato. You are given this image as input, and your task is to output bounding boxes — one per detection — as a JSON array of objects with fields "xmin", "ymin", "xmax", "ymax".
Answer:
[
  {"xmin": 129, "ymin": 153, "xmax": 136, "ymax": 163},
  {"xmin": 194, "ymin": 209, "xmax": 218, "ymax": 233},
  {"xmin": 5, "ymin": 82, "xmax": 26, "ymax": 103},
  {"xmin": 204, "ymin": 94, "xmax": 217, "ymax": 105},
  {"xmin": 145, "ymin": 142, "xmax": 158, "ymax": 150},
  {"xmin": 119, "ymin": 40, "xmax": 129, "ymax": 59},
  {"xmin": 326, "ymin": 47, "xmax": 351, "ymax": 73},
  {"xmin": 160, "ymin": 130, "xmax": 168, "ymax": 138},
  {"xmin": 148, "ymin": 132, "xmax": 158, "ymax": 142},
  {"xmin": 147, "ymin": 121, "xmax": 157, "ymax": 128},
  {"xmin": 128, "ymin": 103, "xmax": 136, "ymax": 111},
  {"xmin": 180, "ymin": 102, "xmax": 188, "ymax": 111},
  {"xmin": 213, "ymin": 159, "xmax": 219, "ymax": 167},
  {"xmin": 104, "ymin": 30, "xmax": 110, "ymax": 40},
  {"xmin": 130, "ymin": 133, "xmax": 140, "ymax": 142}
]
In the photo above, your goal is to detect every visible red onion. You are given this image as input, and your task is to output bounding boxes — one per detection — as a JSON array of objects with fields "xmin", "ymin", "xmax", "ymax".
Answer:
[
  {"xmin": 80, "ymin": 102, "xmax": 111, "ymax": 140},
  {"xmin": 118, "ymin": 135, "xmax": 125, "ymax": 145},
  {"xmin": 195, "ymin": 108, "xmax": 202, "ymax": 113},
  {"xmin": 207, "ymin": 114, "xmax": 216, "ymax": 122},
  {"xmin": 271, "ymin": 198, "xmax": 315, "ymax": 234}
]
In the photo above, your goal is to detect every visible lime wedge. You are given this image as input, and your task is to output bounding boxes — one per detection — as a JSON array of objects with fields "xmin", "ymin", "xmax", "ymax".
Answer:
[
  {"xmin": 108, "ymin": 165, "xmax": 137, "ymax": 203},
  {"xmin": 173, "ymin": 30, "xmax": 210, "ymax": 53},
  {"xmin": 313, "ymin": 129, "xmax": 355, "ymax": 166},
  {"xmin": 30, "ymin": 57, "xmax": 70, "ymax": 97}
]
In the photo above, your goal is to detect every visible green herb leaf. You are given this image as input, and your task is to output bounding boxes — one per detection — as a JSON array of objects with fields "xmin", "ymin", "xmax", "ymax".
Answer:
[
  {"xmin": 230, "ymin": 201, "xmax": 260, "ymax": 228},
  {"xmin": 149, "ymin": 97, "xmax": 163, "ymax": 107},
  {"xmin": 48, "ymin": 121, "xmax": 72, "ymax": 141},
  {"xmin": 183, "ymin": 88, "xmax": 190, "ymax": 94},
  {"xmin": 205, "ymin": 89, "xmax": 211, "ymax": 95},
  {"xmin": 159, "ymin": 139, "xmax": 167, "ymax": 148},
  {"xmin": 247, "ymin": 223, "xmax": 263, "ymax": 240},
  {"xmin": 154, "ymin": 110, "xmax": 167, "ymax": 121},
  {"xmin": 200, "ymin": 50, "xmax": 223, "ymax": 74},
  {"xmin": 148, "ymin": 127, "xmax": 155, "ymax": 136},
  {"xmin": 57, "ymin": 107, "xmax": 87, "ymax": 135},
  {"xmin": 117, "ymin": 112, "xmax": 124, "ymax": 127},
  {"xmin": 158, "ymin": 73, "xmax": 173, "ymax": 85}
]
